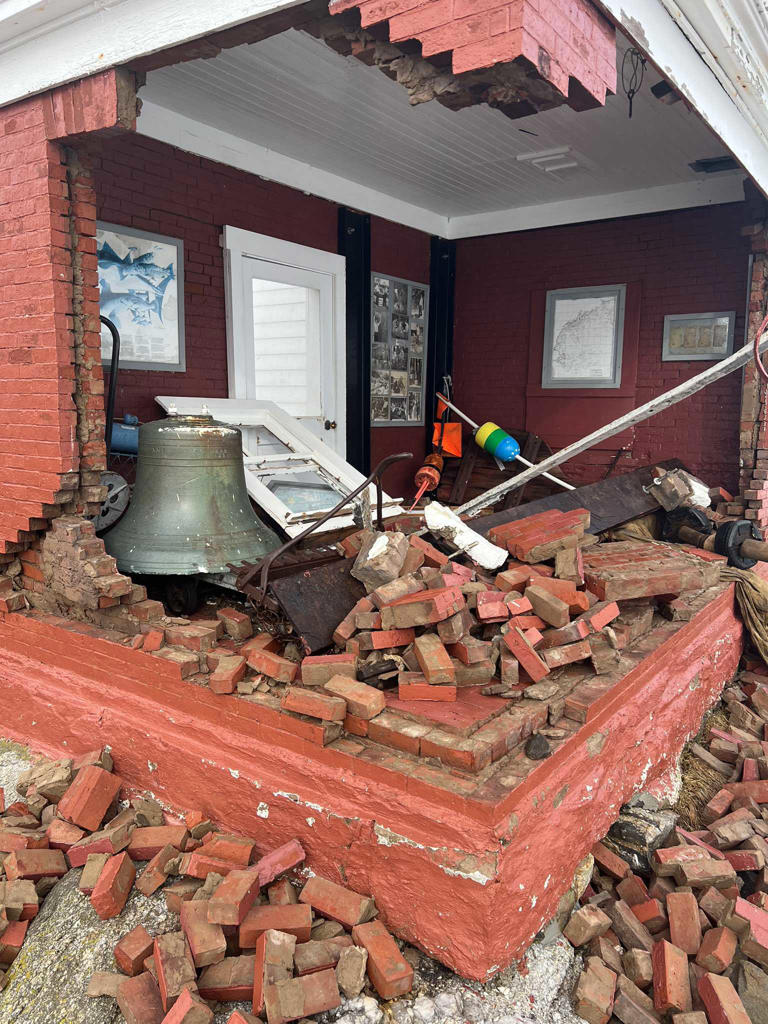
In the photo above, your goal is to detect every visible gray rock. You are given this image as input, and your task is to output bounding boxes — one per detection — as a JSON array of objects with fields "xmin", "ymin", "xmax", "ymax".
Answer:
[
  {"xmin": 434, "ymin": 991, "xmax": 462, "ymax": 1018},
  {"xmin": 604, "ymin": 806, "xmax": 677, "ymax": 873},
  {"xmin": 413, "ymin": 995, "xmax": 436, "ymax": 1023},
  {"xmin": 0, "ymin": 868, "xmax": 176, "ymax": 1023},
  {"xmin": 739, "ymin": 961, "xmax": 768, "ymax": 1024},
  {"xmin": 526, "ymin": 733, "xmax": 551, "ymax": 760}
]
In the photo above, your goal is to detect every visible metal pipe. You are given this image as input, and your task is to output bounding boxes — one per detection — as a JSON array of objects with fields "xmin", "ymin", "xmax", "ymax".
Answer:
[
  {"xmin": 100, "ymin": 315, "xmax": 120, "ymax": 453},
  {"xmin": 435, "ymin": 393, "xmax": 574, "ymax": 491}
]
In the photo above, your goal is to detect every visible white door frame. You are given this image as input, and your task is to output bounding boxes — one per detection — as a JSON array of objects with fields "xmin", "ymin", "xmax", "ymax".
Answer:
[{"xmin": 223, "ymin": 225, "xmax": 347, "ymax": 456}]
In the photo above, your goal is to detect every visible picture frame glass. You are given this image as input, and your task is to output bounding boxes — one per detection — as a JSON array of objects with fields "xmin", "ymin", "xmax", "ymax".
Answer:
[
  {"xmin": 97, "ymin": 222, "xmax": 185, "ymax": 372},
  {"xmin": 370, "ymin": 274, "xmax": 428, "ymax": 426},
  {"xmin": 542, "ymin": 285, "xmax": 626, "ymax": 389},
  {"xmin": 662, "ymin": 312, "xmax": 735, "ymax": 361}
]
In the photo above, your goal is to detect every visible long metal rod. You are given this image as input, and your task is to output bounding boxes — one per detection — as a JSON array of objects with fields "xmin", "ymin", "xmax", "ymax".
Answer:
[
  {"xmin": 100, "ymin": 315, "xmax": 120, "ymax": 452},
  {"xmin": 436, "ymin": 393, "xmax": 574, "ymax": 491},
  {"xmin": 458, "ymin": 336, "xmax": 768, "ymax": 518}
]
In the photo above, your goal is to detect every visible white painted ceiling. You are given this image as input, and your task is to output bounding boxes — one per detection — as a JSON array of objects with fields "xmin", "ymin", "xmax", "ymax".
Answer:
[{"xmin": 139, "ymin": 26, "xmax": 744, "ymax": 232}]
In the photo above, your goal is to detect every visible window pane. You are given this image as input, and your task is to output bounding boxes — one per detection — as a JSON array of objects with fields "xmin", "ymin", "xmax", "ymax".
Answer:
[
  {"xmin": 251, "ymin": 278, "xmax": 319, "ymax": 415},
  {"xmin": 266, "ymin": 470, "xmax": 341, "ymax": 514}
]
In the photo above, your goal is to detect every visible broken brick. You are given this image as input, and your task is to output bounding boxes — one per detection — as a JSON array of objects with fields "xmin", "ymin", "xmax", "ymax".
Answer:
[
  {"xmin": 563, "ymin": 904, "xmax": 612, "ymax": 946},
  {"xmin": 240, "ymin": 903, "xmax": 313, "ymax": 947},
  {"xmin": 300, "ymin": 653, "xmax": 357, "ymax": 687},
  {"xmin": 154, "ymin": 931, "xmax": 197, "ymax": 1012},
  {"xmin": 413, "ymin": 634, "xmax": 455, "ymax": 684},
  {"xmin": 5, "ymin": 848, "xmax": 67, "ymax": 881},
  {"xmin": 299, "ymin": 876, "xmax": 375, "ymax": 929},
  {"xmin": 263, "ymin": 967, "xmax": 340, "ymax": 1024},
  {"xmin": 697, "ymin": 971, "xmax": 752, "ymax": 1024},
  {"xmin": 667, "ymin": 891, "xmax": 701, "ymax": 955},
  {"xmin": 323, "ymin": 676, "xmax": 385, "ymax": 719},
  {"xmin": 281, "ymin": 687, "xmax": 346, "ymax": 721},
  {"xmin": 197, "ymin": 954, "xmax": 255, "ymax": 1001},
  {"xmin": 115, "ymin": 925, "xmax": 154, "ymax": 976},
  {"xmin": 116, "ymin": 972, "xmax": 165, "ymax": 1024},
  {"xmin": 351, "ymin": 919, "xmax": 413, "ymax": 999},
  {"xmin": 217, "ymin": 607, "xmax": 253, "ymax": 640},
  {"xmin": 128, "ymin": 826, "xmax": 189, "ymax": 861},
  {"xmin": 180, "ymin": 899, "xmax": 227, "ymax": 967},
  {"xmin": 652, "ymin": 939, "xmax": 692, "ymax": 1014},
  {"xmin": 91, "ymin": 852, "xmax": 136, "ymax": 920},
  {"xmin": 695, "ymin": 926, "xmax": 737, "ymax": 974},
  {"xmin": 503, "ymin": 627, "xmax": 549, "ymax": 683},
  {"xmin": 57, "ymin": 764, "xmax": 121, "ymax": 832},
  {"xmin": 245, "ymin": 648, "xmax": 298, "ymax": 684},
  {"xmin": 161, "ymin": 986, "xmax": 214, "ymax": 1023}
]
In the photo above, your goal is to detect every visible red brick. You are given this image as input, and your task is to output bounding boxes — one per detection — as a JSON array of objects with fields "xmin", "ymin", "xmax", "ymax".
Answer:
[
  {"xmin": 413, "ymin": 633, "xmax": 455, "ymax": 684},
  {"xmin": 652, "ymin": 939, "xmax": 692, "ymax": 1014},
  {"xmin": 116, "ymin": 972, "xmax": 165, "ymax": 1024},
  {"xmin": 127, "ymin": 826, "xmax": 189, "ymax": 861},
  {"xmin": 695, "ymin": 926, "xmax": 737, "ymax": 973},
  {"xmin": 253, "ymin": 839, "xmax": 305, "ymax": 888},
  {"xmin": 161, "ymin": 986, "xmax": 214, "ymax": 1023},
  {"xmin": 91, "ymin": 852, "xmax": 135, "ymax": 920},
  {"xmin": 240, "ymin": 903, "xmax": 312, "ymax": 947},
  {"xmin": 209, "ymin": 655, "xmax": 246, "ymax": 694},
  {"xmin": 245, "ymin": 648, "xmax": 298, "ymax": 683},
  {"xmin": 45, "ymin": 817, "xmax": 85, "ymax": 850},
  {"xmin": 5, "ymin": 848, "xmax": 67, "ymax": 881},
  {"xmin": 542, "ymin": 639, "xmax": 591, "ymax": 669},
  {"xmin": 115, "ymin": 924, "xmax": 154, "ymax": 976},
  {"xmin": 197, "ymin": 954, "xmax": 255, "ymax": 1001},
  {"xmin": 216, "ymin": 606, "xmax": 253, "ymax": 640},
  {"xmin": 299, "ymin": 876, "xmax": 375, "ymax": 928},
  {"xmin": 263, "ymin": 967, "xmax": 340, "ymax": 1023},
  {"xmin": 204, "ymin": 833, "xmax": 257, "ymax": 867},
  {"xmin": 592, "ymin": 841, "xmax": 630, "ymax": 879},
  {"xmin": 357, "ymin": 628, "xmax": 416, "ymax": 650},
  {"xmin": 136, "ymin": 844, "xmax": 178, "ymax": 897},
  {"xmin": 398, "ymin": 677, "xmax": 457, "ymax": 701},
  {"xmin": 503, "ymin": 627, "xmax": 549, "ymax": 683},
  {"xmin": 208, "ymin": 866, "xmax": 261, "ymax": 926},
  {"xmin": 667, "ymin": 891, "xmax": 701, "ymax": 955},
  {"xmin": 698, "ymin": 971, "xmax": 752, "ymax": 1024},
  {"xmin": 57, "ymin": 764, "xmax": 121, "ymax": 831},
  {"xmin": 323, "ymin": 676, "xmax": 385, "ymax": 719},
  {"xmin": 154, "ymin": 931, "xmax": 197, "ymax": 1012},
  {"xmin": 281, "ymin": 687, "xmax": 346, "ymax": 721},
  {"xmin": 180, "ymin": 899, "xmax": 227, "ymax": 967},
  {"xmin": 300, "ymin": 653, "xmax": 357, "ymax": 686},
  {"xmin": 351, "ymin": 919, "xmax": 413, "ymax": 999}
]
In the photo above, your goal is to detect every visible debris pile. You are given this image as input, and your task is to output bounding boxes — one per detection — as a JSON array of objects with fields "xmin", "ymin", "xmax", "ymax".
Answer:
[
  {"xmin": 0, "ymin": 750, "xmax": 412, "ymax": 1022},
  {"xmin": 566, "ymin": 662, "xmax": 768, "ymax": 1024}
]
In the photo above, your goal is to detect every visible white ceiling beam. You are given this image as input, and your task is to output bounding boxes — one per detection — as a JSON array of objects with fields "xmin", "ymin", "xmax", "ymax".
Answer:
[
  {"xmin": 0, "ymin": 0, "xmax": 300, "ymax": 108},
  {"xmin": 444, "ymin": 174, "xmax": 746, "ymax": 239},
  {"xmin": 595, "ymin": 0, "xmax": 768, "ymax": 200}
]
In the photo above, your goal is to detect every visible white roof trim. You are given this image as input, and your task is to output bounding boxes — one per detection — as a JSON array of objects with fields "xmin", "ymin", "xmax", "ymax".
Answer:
[
  {"xmin": 0, "ymin": 0, "xmax": 300, "ymax": 107},
  {"xmin": 139, "ymin": 99, "xmax": 745, "ymax": 239}
]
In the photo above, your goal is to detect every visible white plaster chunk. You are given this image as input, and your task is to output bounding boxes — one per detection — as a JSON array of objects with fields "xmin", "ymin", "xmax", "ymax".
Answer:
[{"xmin": 424, "ymin": 502, "xmax": 507, "ymax": 570}]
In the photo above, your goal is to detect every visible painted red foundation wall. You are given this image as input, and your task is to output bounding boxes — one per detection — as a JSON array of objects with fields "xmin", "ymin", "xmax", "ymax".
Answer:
[
  {"xmin": 87, "ymin": 135, "xmax": 431, "ymax": 497},
  {"xmin": 0, "ymin": 581, "xmax": 744, "ymax": 977},
  {"xmin": 452, "ymin": 203, "xmax": 752, "ymax": 491}
]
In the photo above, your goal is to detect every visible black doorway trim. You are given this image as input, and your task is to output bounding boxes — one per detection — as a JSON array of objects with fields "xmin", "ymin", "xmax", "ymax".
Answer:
[
  {"xmin": 338, "ymin": 207, "xmax": 371, "ymax": 473},
  {"xmin": 426, "ymin": 236, "xmax": 456, "ymax": 449}
]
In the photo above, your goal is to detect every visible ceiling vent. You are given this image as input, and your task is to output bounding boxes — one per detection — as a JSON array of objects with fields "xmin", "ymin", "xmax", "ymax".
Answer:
[
  {"xmin": 689, "ymin": 155, "xmax": 740, "ymax": 174},
  {"xmin": 516, "ymin": 146, "xmax": 579, "ymax": 174}
]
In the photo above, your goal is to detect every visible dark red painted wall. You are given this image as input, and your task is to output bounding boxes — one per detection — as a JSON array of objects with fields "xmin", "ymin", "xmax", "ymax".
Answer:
[
  {"xmin": 452, "ymin": 203, "xmax": 751, "ymax": 492},
  {"xmin": 87, "ymin": 134, "xmax": 431, "ymax": 499}
]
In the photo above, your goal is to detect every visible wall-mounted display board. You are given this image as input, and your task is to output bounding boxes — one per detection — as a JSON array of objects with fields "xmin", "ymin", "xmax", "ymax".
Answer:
[{"xmin": 370, "ymin": 273, "xmax": 429, "ymax": 426}]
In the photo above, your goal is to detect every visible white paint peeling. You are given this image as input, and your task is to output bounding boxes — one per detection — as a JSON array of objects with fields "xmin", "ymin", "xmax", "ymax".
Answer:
[
  {"xmin": 229, "ymin": 768, "xmax": 240, "ymax": 779},
  {"xmin": 257, "ymin": 802, "xmax": 269, "ymax": 818},
  {"xmin": 306, "ymin": 817, "xmax": 315, "ymax": 827},
  {"xmin": 274, "ymin": 790, "xmax": 300, "ymax": 804},
  {"xmin": 147, "ymin": 760, "xmax": 157, "ymax": 773}
]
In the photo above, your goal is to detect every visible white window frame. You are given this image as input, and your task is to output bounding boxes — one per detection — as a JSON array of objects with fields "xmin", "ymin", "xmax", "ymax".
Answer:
[
  {"xmin": 222, "ymin": 226, "xmax": 347, "ymax": 456},
  {"xmin": 155, "ymin": 396, "xmax": 403, "ymax": 537}
]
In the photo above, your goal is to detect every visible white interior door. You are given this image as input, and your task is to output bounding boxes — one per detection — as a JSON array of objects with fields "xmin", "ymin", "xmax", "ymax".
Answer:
[{"xmin": 224, "ymin": 227, "xmax": 346, "ymax": 456}]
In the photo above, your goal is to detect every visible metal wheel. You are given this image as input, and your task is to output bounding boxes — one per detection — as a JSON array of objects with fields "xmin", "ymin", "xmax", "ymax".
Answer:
[{"xmin": 93, "ymin": 472, "xmax": 130, "ymax": 533}]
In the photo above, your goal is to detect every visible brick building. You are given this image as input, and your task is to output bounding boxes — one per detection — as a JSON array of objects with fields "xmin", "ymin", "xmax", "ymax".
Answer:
[{"xmin": 2, "ymin": 0, "xmax": 768, "ymax": 978}]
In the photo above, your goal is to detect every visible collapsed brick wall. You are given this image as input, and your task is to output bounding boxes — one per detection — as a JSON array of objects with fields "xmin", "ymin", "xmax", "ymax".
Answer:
[
  {"xmin": 329, "ymin": 0, "xmax": 616, "ymax": 105},
  {"xmin": 738, "ymin": 228, "xmax": 768, "ymax": 526},
  {"xmin": 453, "ymin": 202, "xmax": 752, "ymax": 491},
  {"xmin": 0, "ymin": 70, "xmax": 137, "ymax": 559}
]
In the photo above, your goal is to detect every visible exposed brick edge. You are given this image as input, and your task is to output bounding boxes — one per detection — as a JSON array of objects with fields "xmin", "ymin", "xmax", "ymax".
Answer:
[{"xmin": 0, "ymin": 69, "xmax": 137, "ymax": 557}]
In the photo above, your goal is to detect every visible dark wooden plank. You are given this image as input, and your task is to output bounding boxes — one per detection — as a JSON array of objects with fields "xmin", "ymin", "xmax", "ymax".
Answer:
[
  {"xmin": 270, "ymin": 557, "xmax": 365, "ymax": 653},
  {"xmin": 474, "ymin": 460, "xmax": 686, "ymax": 537},
  {"xmin": 448, "ymin": 444, "xmax": 479, "ymax": 504},
  {"xmin": 504, "ymin": 433, "xmax": 542, "ymax": 510}
]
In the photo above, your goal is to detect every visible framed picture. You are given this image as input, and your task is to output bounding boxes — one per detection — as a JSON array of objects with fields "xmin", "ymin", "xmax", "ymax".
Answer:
[
  {"xmin": 662, "ymin": 312, "xmax": 736, "ymax": 361},
  {"xmin": 97, "ymin": 222, "xmax": 185, "ymax": 372},
  {"xmin": 370, "ymin": 273, "xmax": 429, "ymax": 426},
  {"xmin": 542, "ymin": 284, "xmax": 626, "ymax": 389}
]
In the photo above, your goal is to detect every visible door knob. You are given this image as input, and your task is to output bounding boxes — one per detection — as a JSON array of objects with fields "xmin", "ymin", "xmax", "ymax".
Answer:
[{"xmin": 324, "ymin": 420, "xmax": 337, "ymax": 430}]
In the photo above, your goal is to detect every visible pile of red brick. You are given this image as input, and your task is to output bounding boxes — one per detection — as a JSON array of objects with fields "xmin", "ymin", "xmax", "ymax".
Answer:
[
  {"xmin": 0, "ymin": 751, "xmax": 413, "ymax": 1022},
  {"xmin": 567, "ymin": 663, "xmax": 768, "ymax": 1024}
]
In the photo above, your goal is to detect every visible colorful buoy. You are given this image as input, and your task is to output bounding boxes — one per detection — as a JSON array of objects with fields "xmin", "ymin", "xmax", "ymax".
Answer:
[{"xmin": 474, "ymin": 421, "xmax": 521, "ymax": 462}]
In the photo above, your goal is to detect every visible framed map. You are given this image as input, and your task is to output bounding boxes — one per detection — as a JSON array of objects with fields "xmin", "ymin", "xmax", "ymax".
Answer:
[
  {"xmin": 370, "ymin": 273, "xmax": 428, "ymax": 425},
  {"xmin": 97, "ymin": 222, "xmax": 185, "ymax": 372},
  {"xmin": 662, "ymin": 311, "xmax": 735, "ymax": 361},
  {"xmin": 542, "ymin": 284, "xmax": 626, "ymax": 389}
]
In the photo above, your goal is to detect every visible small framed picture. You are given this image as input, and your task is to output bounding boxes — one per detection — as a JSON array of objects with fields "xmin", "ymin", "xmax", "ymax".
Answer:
[
  {"xmin": 369, "ymin": 272, "xmax": 429, "ymax": 427},
  {"xmin": 97, "ymin": 222, "xmax": 185, "ymax": 372},
  {"xmin": 662, "ymin": 312, "xmax": 736, "ymax": 361}
]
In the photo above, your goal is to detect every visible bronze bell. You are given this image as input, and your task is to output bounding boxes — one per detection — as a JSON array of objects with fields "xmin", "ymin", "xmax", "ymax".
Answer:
[{"xmin": 104, "ymin": 413, "xmax": 281, "ymax": 575}]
